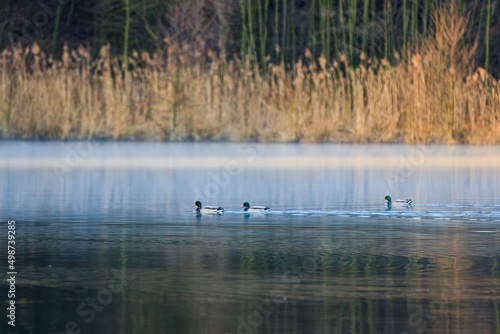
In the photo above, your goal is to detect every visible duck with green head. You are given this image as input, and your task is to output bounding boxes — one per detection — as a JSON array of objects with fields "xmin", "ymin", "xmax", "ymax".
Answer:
[
  {"xmin": 384, "ymin": 195, "xmax": 412, "ymax": 208},
  {"xmin": 241, "ymin": 202, "xmax": 270, "ymax": 214},
  {"xmin": 193, "ymin": 201, "xmax": 224, "ymax": 215}
]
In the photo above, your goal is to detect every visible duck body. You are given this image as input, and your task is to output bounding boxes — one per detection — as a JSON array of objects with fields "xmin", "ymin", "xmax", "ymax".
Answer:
[
  {"xmin": 193, "ymin": 201, "xmax": 224, "ymax": 215},
  {"xmin": 241, "ymin": 202, "xmax": 271, "ymax": 214},
  {"xmin": 384, "ymin": 195, "xmax": 412, "ymax": 208}
]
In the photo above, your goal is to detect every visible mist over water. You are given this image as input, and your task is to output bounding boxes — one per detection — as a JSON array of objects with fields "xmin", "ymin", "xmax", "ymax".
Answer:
[{"xmin": 1, "ymin": 142, "xmax": 499, "ymax": 334}]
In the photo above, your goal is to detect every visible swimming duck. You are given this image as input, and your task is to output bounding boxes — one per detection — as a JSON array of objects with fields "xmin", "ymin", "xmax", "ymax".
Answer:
[
  {"xmin": 384, "ymin": 195, "xmax": 412, "ymax": 208},
  {"xmin": 193, "ymin": 201, "xmax": 224, "ymax": 215},
  {"xmin": 241, "ymin": 202, "xmax": 271, "ymax": 214}
]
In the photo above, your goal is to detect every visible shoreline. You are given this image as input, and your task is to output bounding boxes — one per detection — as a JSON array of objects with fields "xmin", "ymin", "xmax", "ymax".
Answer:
[{"xmin": 1, "ymin": 138, "xmax": 500, "ymax": 145}]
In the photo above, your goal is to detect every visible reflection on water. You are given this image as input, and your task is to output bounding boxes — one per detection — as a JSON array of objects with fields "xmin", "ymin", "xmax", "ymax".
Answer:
[{"xmin": 1, "ymin": 142, "xmax": 500, "ymax": 334}]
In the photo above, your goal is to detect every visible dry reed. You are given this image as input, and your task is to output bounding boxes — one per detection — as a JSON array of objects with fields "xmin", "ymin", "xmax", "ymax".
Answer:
[{"xmin": 0, "ymin": 6, "xmax": 499, "ymax": 143}]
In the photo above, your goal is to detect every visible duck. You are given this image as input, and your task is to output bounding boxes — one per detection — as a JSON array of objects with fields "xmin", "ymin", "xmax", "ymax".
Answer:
[
  {"xmin": 241, "ymin": 202, "xmax": 271, "ymax": 214},
  {"xmin": 193, "ymin": 201, "xmax": 224, "ymax": 215},
  {"xmin": 384, "ymin": 195, "xmax": 412, "ymax": 208}
]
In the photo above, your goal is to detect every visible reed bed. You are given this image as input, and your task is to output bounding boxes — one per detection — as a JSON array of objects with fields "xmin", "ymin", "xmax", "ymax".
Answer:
[{"xmin": 0, "ymin": 8, "xmax": 499, "ymax": 143}]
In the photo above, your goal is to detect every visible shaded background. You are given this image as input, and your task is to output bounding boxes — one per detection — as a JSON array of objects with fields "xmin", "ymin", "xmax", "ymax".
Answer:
[{"xmin": 1, "ymin": 0, "xmax": 499, "ymax": 76}]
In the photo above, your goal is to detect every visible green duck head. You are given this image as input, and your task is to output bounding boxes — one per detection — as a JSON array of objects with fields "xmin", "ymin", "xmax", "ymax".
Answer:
[
  {"xmin": 193, "ymin": 201, "xmax": 202, "ymax": 209},
  {"xmin": 241, "ymin": 202, "xmax": 250, "ymax": 211},
  {"xmin": 384, "ymin": 195, "xmax": 392, "ymax": 202}
]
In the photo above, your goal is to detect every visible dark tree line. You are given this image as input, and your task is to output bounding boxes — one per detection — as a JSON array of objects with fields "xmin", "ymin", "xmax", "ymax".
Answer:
[{"xmin": 1, "ymin": 0, "xmax": 498, "ymax": 76}]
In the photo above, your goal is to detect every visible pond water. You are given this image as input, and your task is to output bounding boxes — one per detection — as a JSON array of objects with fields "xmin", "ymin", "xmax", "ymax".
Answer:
[{"xmin": 1, "ymin": 141, "xmax": 500, "ymax": 334}]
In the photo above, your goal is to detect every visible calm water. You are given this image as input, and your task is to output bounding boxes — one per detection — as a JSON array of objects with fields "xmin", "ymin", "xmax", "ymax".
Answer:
[{"xmin": 1, "ymin": 141, "xmax": 500, "ymax": 334}]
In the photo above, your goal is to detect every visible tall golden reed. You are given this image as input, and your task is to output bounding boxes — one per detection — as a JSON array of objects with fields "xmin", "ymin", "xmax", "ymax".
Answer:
[{"xmin": 0, "ymin": 4, "xmax": 498, "ymax": 143}]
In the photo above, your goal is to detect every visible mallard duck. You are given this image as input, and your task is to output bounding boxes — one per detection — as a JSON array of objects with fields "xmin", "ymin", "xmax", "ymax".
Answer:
[
  {"xmin": 241, "ymin": 202, "xmax": 271, "ymax": 214},
  {"xmin": 193, "ymin": 201, "xmax": 224, "ymax": 215},
  {"xmin": 384, "ymin": 195, "xmax": 412, "ymax": 208}
]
